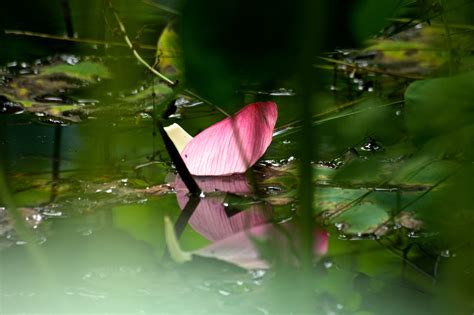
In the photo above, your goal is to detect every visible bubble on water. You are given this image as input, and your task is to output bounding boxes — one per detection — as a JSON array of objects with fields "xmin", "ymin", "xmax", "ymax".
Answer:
[
  {"xmin": 323, "ymin": 260, "xmax": 333, "ymax": 269},
  {"xmin": 249, "ymin": 269, "xmax": 266, "ymax": 279},
  {"xmin": 218, "ymin": 289, "xmax": 230, "ymax": 296},
  {"xmin": 361, "ymin": 138, "xmax": 382, "ymax": 152},
  {"xmin": 6, "ymin": 61, "xmax": 17, "ymax": 68},
  {"xmin": 407, "ymin": 231, "xmax": 420, "ymax": 238},
  {"xmin": 440, "ymin": 249, "xmax": 451, "ymax": 258},
  {"xmin": 0, "ymin": 96, "xmax": 24, "ymax": 114},
  {"xmin": 334, "ymin": 222, "xmax": 345, "ymax": 231},
  {"xmin": 267, "ymin": 88, "xmax": 295, "ymax": 96}
]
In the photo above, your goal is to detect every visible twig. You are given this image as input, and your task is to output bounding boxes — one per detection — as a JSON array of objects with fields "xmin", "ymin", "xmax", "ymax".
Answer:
[
  {"xmin": 142, "ymin": 0, "xmax": 180, "ymax": 15},
  {"xmin": 4, "ymin": 29, "xmax": 156, "ymax": 50},
  {"xmin": 108, "ymin": 1, "xmax": 230, "ymax": 116},
  {"xmin": 158, "ymin": 122, "xmax": 201, "ymax": 195},
  {"xmin": 108, "ymin": 3, "xmax": 176, "ymax": 87},
  {"xmin": 317, "ymin": 57, "xmax": 424, "ymax": 80}
]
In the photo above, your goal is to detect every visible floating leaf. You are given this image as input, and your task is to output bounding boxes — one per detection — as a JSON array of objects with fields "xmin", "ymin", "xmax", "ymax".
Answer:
[
  {"xmin": 0, "ymin": 60, "xmax": 111, "ymax": 122},
  {"xmin": 40, "ymin": 61, "xmax": 111, "ymax": 82}
]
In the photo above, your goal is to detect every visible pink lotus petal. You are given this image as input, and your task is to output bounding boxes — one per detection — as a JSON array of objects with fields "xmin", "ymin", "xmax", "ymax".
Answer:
[
  {"xmin": 314, "ymin": 229, "xmax": 329, "ymax": 255},
  {"xmin": 194, "ymin": 223, "xmax": 329, "ymax": 270},
  {"xmin": 181, "ymin": 102, "xmax": 278, "ymax": 176},
  {"xmin": 175, "ymin": 175, "xmax": 271, "ymax": 241}
]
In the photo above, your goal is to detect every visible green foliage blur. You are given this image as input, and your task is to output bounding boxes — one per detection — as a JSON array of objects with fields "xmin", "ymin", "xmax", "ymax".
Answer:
[{"xmin": 1, "ymin": 0, "xmax": 474, "ymax": 314}]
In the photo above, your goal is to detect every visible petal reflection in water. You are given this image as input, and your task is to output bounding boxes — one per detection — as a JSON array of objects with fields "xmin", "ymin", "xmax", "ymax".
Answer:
[{"xmin": 175, "ymin": 174, "xmax": 271, "ymax": 241}]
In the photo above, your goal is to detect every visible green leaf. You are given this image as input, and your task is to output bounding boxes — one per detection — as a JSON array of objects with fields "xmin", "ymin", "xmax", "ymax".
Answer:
[
  {"xmin": 156, "ymin": 22, "xmax": 184, "ymax": 79},
  {"xmin": 334, "ymin": 203, "xmax": 390, "ymax": 235},
  {"xmin": 405, "ymin": 70, "xmax": 474, "ymax": 140},
  {"xmin": 40, "ymin": 61, "xmax": 111, "ymax": 82},
  {"xmin": 352, "ymin": 0, "xmax": 400, "ymax": 43}
]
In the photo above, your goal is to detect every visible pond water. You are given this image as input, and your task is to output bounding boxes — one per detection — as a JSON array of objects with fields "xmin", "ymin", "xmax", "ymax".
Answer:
[{"xmin": 1, "ymin": 2, "xmax": 474, "ymax": 314}]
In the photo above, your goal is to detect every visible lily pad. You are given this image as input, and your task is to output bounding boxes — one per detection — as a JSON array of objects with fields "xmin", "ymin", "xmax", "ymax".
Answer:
[
  {"xmin": 0, "ymin": 60, "xmax": 110, "ymax": 122},
  {"xmin": 40, "ymin": 61, "xmax": 111, "ymax": 82}
]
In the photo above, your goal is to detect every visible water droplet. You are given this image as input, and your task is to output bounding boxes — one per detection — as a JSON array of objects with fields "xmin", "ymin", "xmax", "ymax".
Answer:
[
  {"xmin": 249, "ymin": 269, "xmax": 266, "ymax": 279},
  {"xmin": 6, "ymin": 61, "xmax": 17, "ymax": 68},
  {"xmin": 440, "ymin": 249, "xmax": 451, "ymax": 258},
  {"xmin": 323, "ymin": 260, "xmax": 333, "ymax": 269},
  {"xmin": 0, "ymin": 96, "xmax": 24, "ymax": 114},
  {"xmin": 81, "ymin": 229, "xmax": 93, "ymax": 236},
  {"xmin": 360, "ymin": 138, "xmax": 382, "ymax": 152},
  {"xmin": 66, "ymin": 56, "xmax": 80, "ymax": 65},
  {"xmin": 334, "ymin": 222, "xmax": 345, "ymax": 230},
  {"xmin": 267, "ymin": 88, "xmax": 295, "ymax": 96},
  {"xmin": 218, "ymin": 289, "xmax": 230, "ymax": 296},
  {"xmin": 199, "ymin": 191, "xmax": 206, "ymax": 198},
  {"xmin": 33, "ymin": 94, "xmax": 74, "ymax": 104},
  {"xmin": 77, "ymin": 99, "xmax": 99, "ymax": 105}
]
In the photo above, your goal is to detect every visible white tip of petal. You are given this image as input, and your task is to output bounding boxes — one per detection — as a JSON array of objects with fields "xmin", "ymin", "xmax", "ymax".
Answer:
[{"xmin": 164, "ymin": 123, "xmax": 193, "ymax": 153}]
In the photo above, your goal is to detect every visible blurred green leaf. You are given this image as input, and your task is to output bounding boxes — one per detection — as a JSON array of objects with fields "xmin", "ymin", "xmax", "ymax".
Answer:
[
  {"xmin": 405, "ymin": 70, "xmax": 474, "ymax": 138},
  {"xmin": 156, "ymin": 22, "xmax": 183, "ymax": 79},
  {"xmin": 40, "ymin": 61, "xmax": 110, "ymax": 81},
  {"xmin": 352, "ymin": 0, "xmax": 400, "ymax": 43}
]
